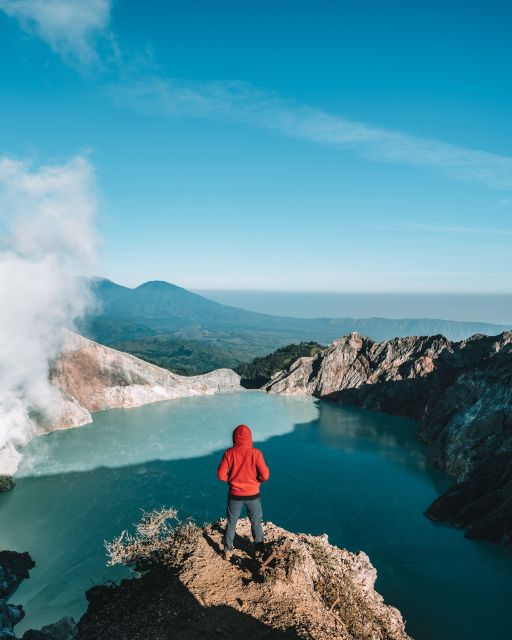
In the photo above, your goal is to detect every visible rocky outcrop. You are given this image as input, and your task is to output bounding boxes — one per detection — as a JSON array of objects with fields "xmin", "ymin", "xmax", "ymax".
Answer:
[
  {"xmin": 47, "ymin": 331, "xmax": 243, "ymax": 431},
  {"xmin": 0, "ymin": 550, "xmax": 34, "ymax": 638},
  {"xmin": 22, "ymin": 617, "xmax": 77, "ymax": 640},
  {"xmin": 0, "ymin": 551, "xmax": 77, "ymax": 640},
  {"xmin": 264, "ymin": 331, "xmax": 512, "ymax": 545},
  {"xmin": 425, "ymin": 451, "xmax": 512, "ymax": 543},
  {"xmin": 79, "ymin": 518, "xmax": 411, "ymax": 640},
  {"xmin": 0, "ymin": 478, "xmax": 15, "ymax": 493},
  {"xmin": 264, "ymin": 332, "xmax": 452, "ymax": 396},
  {"xmin": 5, "ymin": 517, "xmax": 409, "ymax": 639}
]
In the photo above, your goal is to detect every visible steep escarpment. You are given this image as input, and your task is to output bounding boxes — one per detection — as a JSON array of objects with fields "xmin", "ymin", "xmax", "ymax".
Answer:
[
  {"xmin": 0, "ymin": 332, "xmax": 242, "ymax": 479},
  {"xmin": 264, "ymin": 331, "xmax": 512, "ymax": 544},
  {"xmin": 48, "ymin": 331, "xmax": 243, "ymax": 431},
  {"xmin": 79, "ymin": 515, "xmax": 411, "ymax": 640},
  {"xmin": 264, "ymin": 332, "xmax": 451, "ymax": 396}
]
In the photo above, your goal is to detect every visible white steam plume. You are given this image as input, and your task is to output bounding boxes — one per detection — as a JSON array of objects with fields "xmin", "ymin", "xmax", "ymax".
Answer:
[{"xmin": 0, "ymin": 155, "xmax": 97, "ymax": 476}]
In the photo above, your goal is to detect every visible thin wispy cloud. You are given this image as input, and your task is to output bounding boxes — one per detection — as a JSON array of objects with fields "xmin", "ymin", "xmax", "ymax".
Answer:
[
  {"xmin": 0, "ymin": 0, "xmax": 113, "ymax": 68},
  {"xmin": 3, "ymin": 0, "xmax": 512, "ymax": 192},
  {"xmin": 109, "ymin": 76, "xmax": 512, "ymax": 191},
  {"xmin": 411, "ymin": 223, "xmax": 512, "ymax": 236}
]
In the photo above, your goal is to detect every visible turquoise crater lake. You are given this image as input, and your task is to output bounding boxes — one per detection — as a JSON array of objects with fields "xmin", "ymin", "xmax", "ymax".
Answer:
[{"xmin": 1, "ymin": 392, "xmax": 511, "ymax": 639}]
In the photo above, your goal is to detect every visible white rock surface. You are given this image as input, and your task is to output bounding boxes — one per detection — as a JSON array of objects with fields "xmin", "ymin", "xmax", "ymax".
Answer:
[
  {"xmin": 0, "ymin": 332, "xmax": 243, "ymax": 475},
  {"xmin": 48, "ymin": 332, "xmax": 243, "ymax": 431}
]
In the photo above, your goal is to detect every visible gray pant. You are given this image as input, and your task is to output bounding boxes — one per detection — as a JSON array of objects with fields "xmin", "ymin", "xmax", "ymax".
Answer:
[{"xmin": 224, "ymin": 496, "xmax": 263, "ymax": 550}]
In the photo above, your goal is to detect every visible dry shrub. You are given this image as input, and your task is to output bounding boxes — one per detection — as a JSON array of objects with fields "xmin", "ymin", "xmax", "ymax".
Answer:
[{"xmin": 105, "ymin": 507, "xmax": 199, "ymax": 572}]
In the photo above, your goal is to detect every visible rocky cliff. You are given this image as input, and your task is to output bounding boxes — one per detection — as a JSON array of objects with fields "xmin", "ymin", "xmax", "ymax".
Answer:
[
  {"xmin": 48, "ymin": 331, "xmax": 243, "ymax": 432},
  {"xmin": 0, "ymin": 550, "xmax": 77, "ymax": 640},
  {"xmin": 264, "ymin": 331, "xmax": 512, "ymax": 545},
  {"xmin": 0, "ymin": 332, "xmax": 242, "ymax": 479},
  {"xmin": 1, "ymin": 516, "xmax": 410, "ymax": 640},
  {"xmin": 0, "ymin": 550, "xmax": 35, "ymax": 638},
  {"xmin": 79, "ymin": 517, "xmax": 411, "ymax": 640}
]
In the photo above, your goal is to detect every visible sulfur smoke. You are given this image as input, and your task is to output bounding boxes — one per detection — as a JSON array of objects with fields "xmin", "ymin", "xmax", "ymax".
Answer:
[{"xmin": 0, "ymin": 155, "xmax": 98, "ymax": 476}]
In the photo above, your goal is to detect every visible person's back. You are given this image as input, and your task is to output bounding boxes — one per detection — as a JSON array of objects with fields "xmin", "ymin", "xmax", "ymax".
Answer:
[{"xmin": 217, "ymin": 424, "xmax": 269, "ymax": 559}]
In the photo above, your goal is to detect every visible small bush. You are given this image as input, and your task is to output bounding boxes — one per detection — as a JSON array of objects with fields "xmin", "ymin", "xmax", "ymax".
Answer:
[{"xmin": 105, "ymin": 507, "xmax": 199, "ymax": 572}]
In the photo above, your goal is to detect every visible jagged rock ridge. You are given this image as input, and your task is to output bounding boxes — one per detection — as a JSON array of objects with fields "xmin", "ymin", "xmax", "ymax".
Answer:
[{"xmin": 264, "ymin": 331, "xmax": 512, "ymax": 545}]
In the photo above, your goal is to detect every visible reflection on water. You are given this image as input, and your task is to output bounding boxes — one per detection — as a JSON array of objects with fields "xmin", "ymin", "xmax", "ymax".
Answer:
[
  {"xmin": 1, "ymin": 392, "xmax": 511, "ymax": 640},
  {"xmin": 315, "ymin": 402, "xmax": 429, "ymax": 471}
]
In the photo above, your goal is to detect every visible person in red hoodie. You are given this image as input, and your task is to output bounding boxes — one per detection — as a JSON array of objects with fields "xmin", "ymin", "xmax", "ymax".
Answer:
[{"xmin": 217, "ymin": 424, "xmax": 270, "ymax": 560}]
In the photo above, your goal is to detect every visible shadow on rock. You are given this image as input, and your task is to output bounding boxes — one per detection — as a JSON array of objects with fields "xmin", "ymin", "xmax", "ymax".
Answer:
[{"xmin": 78, "ymin": 563, "xmax": 301, "ymax": 640}]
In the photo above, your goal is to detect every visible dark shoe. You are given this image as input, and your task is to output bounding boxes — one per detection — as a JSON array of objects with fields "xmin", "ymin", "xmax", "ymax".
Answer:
[{"xmin": 254, "ymin": 542, "xmax": 265, "ymax": 559}]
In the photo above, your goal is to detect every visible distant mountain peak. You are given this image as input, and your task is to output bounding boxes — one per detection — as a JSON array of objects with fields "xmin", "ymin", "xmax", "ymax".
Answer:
[
  {"xmin": 135, "ymin": 280, "xmax": 184, "ymax": 291},
  {"xmin": 83, "ymin": 276, "xmax": 511, "ymax": 348}
]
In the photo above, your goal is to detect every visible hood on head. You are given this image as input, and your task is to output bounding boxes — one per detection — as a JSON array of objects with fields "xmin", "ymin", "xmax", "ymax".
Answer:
[{"xmin": 233, "ymin": 424, "xmax": 252, "ymax": 446}]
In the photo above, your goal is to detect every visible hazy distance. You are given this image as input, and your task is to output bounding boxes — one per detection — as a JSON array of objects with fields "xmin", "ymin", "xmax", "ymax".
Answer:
[{"xmin": 194, "ymin": 291, "xmax": 512, "ymax": 325}]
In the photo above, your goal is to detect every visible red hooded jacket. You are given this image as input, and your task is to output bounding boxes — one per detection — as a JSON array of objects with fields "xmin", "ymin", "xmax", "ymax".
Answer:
[{"xmin": 217, "ymin": 425, "xmax": 270, "ymax": 497}]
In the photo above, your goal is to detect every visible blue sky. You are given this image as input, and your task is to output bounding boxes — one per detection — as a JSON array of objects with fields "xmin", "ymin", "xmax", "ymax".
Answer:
[{"xmin": 1, "ymin": 0, "xmax": 512, "ymax": 291}]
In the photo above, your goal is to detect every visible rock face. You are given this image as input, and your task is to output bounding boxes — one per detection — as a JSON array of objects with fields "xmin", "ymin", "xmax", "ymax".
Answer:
[
  {"xmin": 264, "ymin": 332, "xmax": 450, "ymax": 396},
  {"xmin": 0, "ymin": 332, "xmax": 243, "ymax": 480},
  {"xmin": 264, "ymin": 331, "xmax": 512, "ymax": 545},
  {"xmin": 47, "ymin": 331, "xmax": 243, "ymax": 431},
  {"xmin": 0, "ymin": 550, "xmax": 35, "ymax": 638},
  {"xmin": 78, "ymin": 518, "xmax": 411, "ymax": 640},
  {"xmin": 0, "ymin": 549, "xmax": 77, "ymax": 640},
  {"xmin": 22, "ymin": 617, "xmax": 78, "ymax": 640}
]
